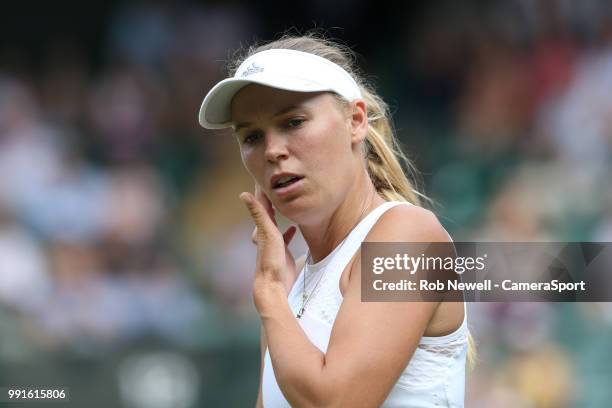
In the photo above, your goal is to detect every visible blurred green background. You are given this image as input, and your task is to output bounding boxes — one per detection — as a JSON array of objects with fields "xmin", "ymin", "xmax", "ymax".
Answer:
[{"xmin": 0, "ymin": 1, "xmax": 611, "ymax": 407}]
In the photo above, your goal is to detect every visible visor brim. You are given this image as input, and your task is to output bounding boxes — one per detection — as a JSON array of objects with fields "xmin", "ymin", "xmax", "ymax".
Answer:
[{"xmin": 198, "ymin": 74, "xmax": 331, "ymax": 129}]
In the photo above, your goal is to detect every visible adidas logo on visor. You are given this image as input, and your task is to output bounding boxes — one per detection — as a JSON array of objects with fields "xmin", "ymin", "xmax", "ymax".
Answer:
[{"xmin": 241, "ymin": 62, "xmax": 264, "ymax": 77}]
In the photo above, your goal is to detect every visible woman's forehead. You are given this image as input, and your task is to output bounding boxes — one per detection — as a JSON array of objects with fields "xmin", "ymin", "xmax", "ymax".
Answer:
[{"xmin": 230, "ymin": 85, "xmax": 331, "ymax": 123}]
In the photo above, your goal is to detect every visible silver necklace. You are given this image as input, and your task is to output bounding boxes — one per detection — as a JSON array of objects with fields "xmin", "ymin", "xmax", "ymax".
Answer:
[{"xmin": 297, "ymin": 190, "xmax": 375, "ymax": 319}]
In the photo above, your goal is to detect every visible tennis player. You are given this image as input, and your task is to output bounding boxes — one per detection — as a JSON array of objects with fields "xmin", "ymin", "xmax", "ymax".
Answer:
[{"xmin": 199, "ymin": 33, "xmax": 470, "ymax": 407}]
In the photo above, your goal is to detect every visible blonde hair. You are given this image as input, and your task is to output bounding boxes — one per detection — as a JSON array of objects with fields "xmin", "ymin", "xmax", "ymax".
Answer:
[
  {"xmin": 229, "ymin": 32, "xmax": 476, "ymax": 370},
  {"xmin": 228, "ymin": 32, "xmax": 424, "ymax": 206}
]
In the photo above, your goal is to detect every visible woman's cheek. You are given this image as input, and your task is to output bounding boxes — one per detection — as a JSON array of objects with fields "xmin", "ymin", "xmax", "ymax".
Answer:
[
  {"xmin": 239, "ymin": 149, "xmax": 251, "ymax": 173},
  {"xmin": 241, "ymin": 149, "xmax": 262, "ymax": 181}
]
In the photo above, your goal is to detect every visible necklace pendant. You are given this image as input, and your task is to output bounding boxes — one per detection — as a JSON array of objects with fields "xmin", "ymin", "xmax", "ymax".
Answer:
[{"xmin": 297, "ymin": 307, "xmax": 305, "ymax": 319}]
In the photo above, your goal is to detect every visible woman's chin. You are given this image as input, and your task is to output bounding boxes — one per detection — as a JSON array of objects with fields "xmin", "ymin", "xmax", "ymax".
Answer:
[{"xmin": 274, "ymin": 196, "xmax": 313, "ymax": 224}]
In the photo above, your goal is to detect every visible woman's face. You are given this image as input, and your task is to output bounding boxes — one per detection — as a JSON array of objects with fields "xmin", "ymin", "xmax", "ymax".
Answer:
[{"xmin": 230, "ymin": 84, "xmax": 366, "ymax": 223}]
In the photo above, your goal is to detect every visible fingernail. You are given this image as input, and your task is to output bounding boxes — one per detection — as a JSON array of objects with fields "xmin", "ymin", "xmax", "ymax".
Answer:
[{"xmin": 239, "ymin": 192, "xmax": 251, "ymax": 205}]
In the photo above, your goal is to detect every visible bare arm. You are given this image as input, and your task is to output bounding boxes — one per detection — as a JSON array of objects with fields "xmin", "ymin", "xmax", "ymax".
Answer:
[
  {"xmin": 255, "ymin": 329, "xmax": 266, "ymax": 408},
  {"xmin": 255, "ymin": 254, "xmax": 307, "ymax": 408},
  {"xmin": 258, "ymin": 205, "xmax": 452, "ymax": 407}
]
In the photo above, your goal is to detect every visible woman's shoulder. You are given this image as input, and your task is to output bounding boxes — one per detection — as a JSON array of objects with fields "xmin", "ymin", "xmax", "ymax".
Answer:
[{"xmin": 366, "ymin": 202, "xmax": 451, "ymax": 243}]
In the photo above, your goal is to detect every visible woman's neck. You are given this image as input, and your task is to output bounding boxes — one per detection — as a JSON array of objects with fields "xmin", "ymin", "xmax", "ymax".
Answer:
[{"xmin": 300, "ymin": 175, "xmax": 386, "ymax": 263}]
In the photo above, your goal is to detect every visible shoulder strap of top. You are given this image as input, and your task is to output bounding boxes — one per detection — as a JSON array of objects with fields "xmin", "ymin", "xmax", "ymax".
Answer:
[
  {"xmin": 325, "ymin": 201, "xmax": 413, "ymax": 293},
  {"xmin": 340, "ymin": 201, "xmax": 412, "ymax": 259}
]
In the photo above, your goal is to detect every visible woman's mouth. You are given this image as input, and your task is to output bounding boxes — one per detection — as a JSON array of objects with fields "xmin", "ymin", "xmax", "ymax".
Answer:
[
  {"xmin": 274, "ymin": 175, "xmax": 302, "ymax": 188},
  {"xmin": 272, "ymin": 176, "xmax": 304, "ymax": 197}
]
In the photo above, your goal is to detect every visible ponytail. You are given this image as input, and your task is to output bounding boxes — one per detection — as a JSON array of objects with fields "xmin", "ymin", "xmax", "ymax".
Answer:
[{"xmin": 360, "ymin": 88, "xmax": 422, "ymax": 205}]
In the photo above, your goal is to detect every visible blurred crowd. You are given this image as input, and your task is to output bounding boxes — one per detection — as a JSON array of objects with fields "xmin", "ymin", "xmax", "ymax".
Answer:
[{"xmin": 0, "ymin": 0, "xmax": 611, "ymax": 407}]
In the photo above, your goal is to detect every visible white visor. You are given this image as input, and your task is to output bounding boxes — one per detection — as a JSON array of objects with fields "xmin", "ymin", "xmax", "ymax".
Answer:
[{"xmin": 198, "ymin": 49, "xmax": 362, "ymax": 129}]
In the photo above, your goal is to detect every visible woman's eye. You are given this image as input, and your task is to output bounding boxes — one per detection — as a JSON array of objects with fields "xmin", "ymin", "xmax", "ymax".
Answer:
[
  {"xmin": 286, "ymin": 118, "xmax": 305, "ymax": 128},
  {"xmin": 243, "ymin": 132, "xmax": 262, "ymax": 144}
]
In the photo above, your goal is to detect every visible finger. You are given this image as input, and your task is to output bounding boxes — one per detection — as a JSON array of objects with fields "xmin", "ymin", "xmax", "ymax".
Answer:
[
  {"xmin": 240, "ymin": 192, "xmax": 279, "ymax": 242},
  {"xmin": 283, "ymin": 225, "xmax": 297, "ymax": 246},
  {"xmin": 255, "ymin": 184, "xmax": 277, "ymax": 225}
]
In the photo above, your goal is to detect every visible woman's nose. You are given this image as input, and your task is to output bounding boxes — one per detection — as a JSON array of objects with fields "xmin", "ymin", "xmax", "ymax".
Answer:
[{"xmin": 264, "ymin": 131, "xmax": 289, "ymax": 163}]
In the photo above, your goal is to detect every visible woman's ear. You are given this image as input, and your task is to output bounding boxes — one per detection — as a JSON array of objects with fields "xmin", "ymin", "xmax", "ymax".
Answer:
[{"xmin": 349, "ymin": 100, "xmax": 368, "ymax": 145}]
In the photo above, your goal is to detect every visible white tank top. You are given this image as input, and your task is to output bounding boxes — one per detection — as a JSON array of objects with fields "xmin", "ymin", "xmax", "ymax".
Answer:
[{"xmin": 262, "ymin": 201, "xmax": 468, "ymax": 407}]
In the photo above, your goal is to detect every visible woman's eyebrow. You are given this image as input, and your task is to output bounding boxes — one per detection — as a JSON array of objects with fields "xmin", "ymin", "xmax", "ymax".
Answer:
[{"xmin": 234, "ymin": 105, "xmax": 302, "ymax": 132}]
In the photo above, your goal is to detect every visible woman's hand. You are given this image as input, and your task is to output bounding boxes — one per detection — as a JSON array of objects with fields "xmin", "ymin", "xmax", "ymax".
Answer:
[{"xmin": 240, "ymin": 185, "xmax": 298, "ymax": 313}]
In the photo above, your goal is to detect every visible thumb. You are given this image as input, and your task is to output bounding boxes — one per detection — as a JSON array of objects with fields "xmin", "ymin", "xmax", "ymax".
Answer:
[
  {"xmin": 255, "ymin": 184, "xmax": 277, "ymax": 226},
  {"xmin": 240, "ymin": 192, "xmax": 279, "ymax": 242}
]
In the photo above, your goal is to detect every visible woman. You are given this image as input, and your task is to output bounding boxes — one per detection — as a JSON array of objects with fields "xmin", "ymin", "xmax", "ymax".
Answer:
[{"xmin": 199, "ymin": 34, "xmax": 470, "ymax": 407}]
